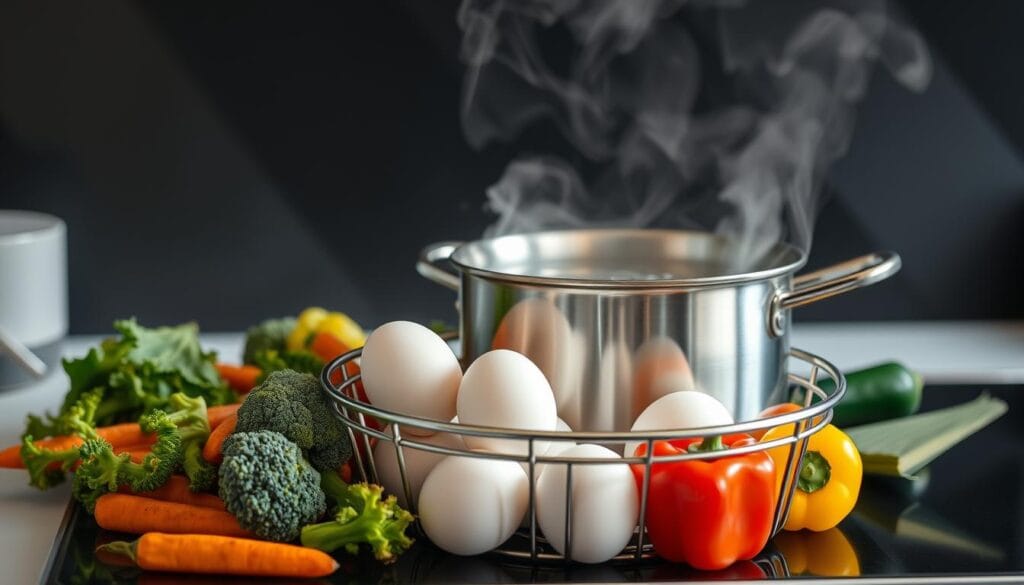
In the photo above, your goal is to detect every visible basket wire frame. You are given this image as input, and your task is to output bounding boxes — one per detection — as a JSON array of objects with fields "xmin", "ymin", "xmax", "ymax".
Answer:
[{"xmin": 322, "ymin": 344, "xmax": 845, "ymax": 566}]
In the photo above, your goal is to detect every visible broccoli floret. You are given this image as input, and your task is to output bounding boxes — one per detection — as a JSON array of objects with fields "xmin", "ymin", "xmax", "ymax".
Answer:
[
  {"xmin": 243, "ymin": 317, "xmax": 297, "ymax": 365},
  {"xmin": 252, "ymin": 349, "xmax": 324, "ymax": 383},
  {"xmin": 73, "ymin": 409, "xmax": 183, "ymax": 512},
  {"xmin": 218, "ymin": 430, "xmax": 326, "ymax": 542},
  {"xmin": 20, "ymin": 390, "xmax": 103, "ymax": 489},
  {"xmin": 234, "ymin": 369, "xmax": 351, "ymax": 473},
  {"xmin": 71, "ymin": 392, "xmax": 210, "ymax": 511},
  {"xmin": 300, "ymin": 471, "xmax": 414, "ymax": 564}
]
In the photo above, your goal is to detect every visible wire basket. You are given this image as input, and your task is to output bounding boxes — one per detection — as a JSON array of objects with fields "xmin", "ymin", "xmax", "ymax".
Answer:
[{"xmin": 321, "ymin": 341, "xmax": 845, "ymax": 565}]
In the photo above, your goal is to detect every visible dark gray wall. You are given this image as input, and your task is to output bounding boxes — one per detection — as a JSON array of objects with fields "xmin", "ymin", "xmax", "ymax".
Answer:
[{"xmin": 1, "ymin": 0, "xmax": 1021, "ymax": 333}]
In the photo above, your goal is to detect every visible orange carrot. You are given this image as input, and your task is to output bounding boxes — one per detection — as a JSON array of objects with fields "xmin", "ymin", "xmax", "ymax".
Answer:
[
  {"xmin": 94, "ymin": 494, "xmax": 252, "ymax": 537},
  {"xmin": 0, "ymin": 422, "xmax": 159, "ymax": 469},
  {"xmin": 202, "ymin": 413, "xmax": 236, "ymax": 465},
  {"xmin": 118, "ymin": 475, "xmax": 225, "ymax": 510},
  {"xmin": 1, "ymin": 398, "xmax": 244, "ymax": 473},
  {"xmin": 207, "ymin": 403, "xmax": 241, "ymax": 430},
  {"xmin": 309, "ymin": 331, "xmax": 351, "ymax": 363},
  {"xmin": 216, "ymin": 363, "xmax": 262, "ymax": 393},
  {"xmin": 1, "ymin": 405, "xmax": 243, "ymax": 470},
  {"xmin": 98, "ymin": 533, "xmax": 338, "ymax": 578},
  {"xmin": 123, "ymin": 446, "xmax": 153, "ymax": 464}
]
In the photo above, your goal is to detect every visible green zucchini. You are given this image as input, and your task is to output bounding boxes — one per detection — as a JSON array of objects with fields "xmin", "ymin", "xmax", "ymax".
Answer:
[{"xmin": 811, "ymin": 362, "xmax": 923, "ymax": 427}]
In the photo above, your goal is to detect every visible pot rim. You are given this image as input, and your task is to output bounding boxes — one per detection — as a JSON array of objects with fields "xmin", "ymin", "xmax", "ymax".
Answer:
[{"xmin": 448, "ymin": 228, "xmax": 808, "ymax": 290}]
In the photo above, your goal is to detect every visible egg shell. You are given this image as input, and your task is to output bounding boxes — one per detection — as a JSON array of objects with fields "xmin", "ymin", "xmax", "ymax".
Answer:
[
  {"xmin": 625, "ymin": 390, "xmax": 734, "ymax": 457},
  {"xmin": 520, "ymin": 418, "xmax": 575, "ymax": 480},
  {"xmin": 536, "ymin": 444, "xmax": 639, "ymax": 563},
  {"xmin": 418, "ymin": 454, "xmax": 528, "ymax": 556},
  {"xmin": 373, "ymin": 426, "xmax": 467, "ymax": 508},
  {"xmin": 360, "ymin": 321, "xmax": 461, "ymax": 436},
  {"xmin": 457, "ymin": 349, "xmax": 557, "ymax": 455}
]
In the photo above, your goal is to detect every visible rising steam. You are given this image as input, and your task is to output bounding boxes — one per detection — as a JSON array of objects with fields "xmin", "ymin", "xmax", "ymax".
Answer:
[{"xmin": 458, "ymin": 0, "xmax": 930, "ymax": 266}]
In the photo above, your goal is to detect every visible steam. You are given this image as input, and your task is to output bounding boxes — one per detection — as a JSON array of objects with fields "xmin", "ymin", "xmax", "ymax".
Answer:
[{"xmin": 458, "ymin": 0, "xmax": 930, "ymax": 266}]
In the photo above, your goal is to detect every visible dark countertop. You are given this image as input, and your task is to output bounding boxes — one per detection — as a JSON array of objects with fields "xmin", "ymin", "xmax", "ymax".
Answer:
[{"xmin": 44, "ymin": 384, "xmax": 1024, "ymax": 584}]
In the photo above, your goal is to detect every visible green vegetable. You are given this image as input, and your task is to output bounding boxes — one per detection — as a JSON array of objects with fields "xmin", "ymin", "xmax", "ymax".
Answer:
[
  {"xmin": 234, "ymin": 369, "xmax": 351, "ymax": 473},
  {"xmin": 71, "ymin": 393, "xmax": 212, "ymax": 512},
  {"xmin": 814, "ymin": 362, "xmax": 923, "ymax": 427},
  {"xmin": 251, "ymin": 349, "xmax": 323, "ymax": 382},
  {"xmin": 218, "ymin": 430, "xmax": 326, "ymax": 542},
  {"xmin": 301, "ymin": 471, "xmax": 414, "ymax": 564},
  {"xmin": 165, "ymin": 393, "xmax": 215, "ymax": 491},
  {"xmin": 20, "ymin": 391, "xmax": 103, "ymax": 490},
  {"xmin": 30, "ymin": 319, "xmax": 235, "ymax": 436},
  {"xmin": 242, "ymin": 317, "xmax": 297, "ymax": 365}
]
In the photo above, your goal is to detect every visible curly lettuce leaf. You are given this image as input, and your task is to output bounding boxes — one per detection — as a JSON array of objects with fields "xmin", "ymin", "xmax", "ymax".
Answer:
[{"xmin": 45, "ymin": 319, "xmax": 234, "ymax": 430}]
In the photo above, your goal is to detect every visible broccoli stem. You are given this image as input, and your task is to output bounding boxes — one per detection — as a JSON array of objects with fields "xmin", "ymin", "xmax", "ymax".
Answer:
[
  {"xmin": 181, "ymin": 441, "xmax": 215, "ymax": 492},
  {"xmin": 301, "ymin": 512, "xmax": 369, "ymax": 557},
  {"xmin": 320, "ymin": 469, "xmax": 352, "ymax": 510},
  {"xmin": 300, "ymin": 480, "xmax": 415, "ymax": 563}
]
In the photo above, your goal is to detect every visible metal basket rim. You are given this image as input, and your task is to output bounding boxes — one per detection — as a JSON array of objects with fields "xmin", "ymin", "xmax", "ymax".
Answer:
[{"xmin": 320, "ymin": 345, "xmax": 845, "ymax": 444}]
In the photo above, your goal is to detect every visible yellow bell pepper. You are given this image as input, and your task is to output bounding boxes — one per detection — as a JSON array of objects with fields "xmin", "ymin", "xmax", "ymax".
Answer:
[
  {"xmin": 762, "ymin": 422, "xmax": 862, "ymax": 532},
  {"xmin": 287, "ymin": 307, "xmax": 366, "ymax": 352},
  {"xmin": 773, "ymin": 527, "xmax": 860, "ymax": 576}
]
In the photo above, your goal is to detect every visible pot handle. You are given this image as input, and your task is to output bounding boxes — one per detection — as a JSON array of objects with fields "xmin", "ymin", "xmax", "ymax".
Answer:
[
  {"xmin": 416, "ymin": 241, "xmax": 463, "ymax": 291},
  {"xmin": 768, "ymin": 251, "xmax": 902, "ymax": 337}
]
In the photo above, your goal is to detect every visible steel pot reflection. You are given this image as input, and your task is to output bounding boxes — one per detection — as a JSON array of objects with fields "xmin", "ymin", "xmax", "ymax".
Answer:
[{"xmin": 418, "ymin": 229, "xmax": 899, "ymax": 431}]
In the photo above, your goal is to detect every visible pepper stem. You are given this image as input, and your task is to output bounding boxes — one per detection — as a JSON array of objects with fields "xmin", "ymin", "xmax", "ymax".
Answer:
[
  {"xmin": 797, "ymin": 451, "xmax": 831, "ymax": 493},
  {"xmin": 686, "ymin": 435, "xmax": 726, "ymax": 453},
  {"xmin": 96, "ymin": 540, "xmax": 139, "ymax": 565}
]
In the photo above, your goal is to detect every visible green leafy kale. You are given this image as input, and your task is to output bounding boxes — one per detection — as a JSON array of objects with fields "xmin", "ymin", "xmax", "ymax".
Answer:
[
  {"xmin": 242, "ymin": 317, "xmax": 297, "ymax": 365},
  {"xmin": 34, "ymin": 319, "xmax": 234, "ymax": 433}
]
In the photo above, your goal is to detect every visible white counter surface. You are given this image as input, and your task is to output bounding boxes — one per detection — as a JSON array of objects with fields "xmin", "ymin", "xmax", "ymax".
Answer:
[{"xmin": 1, "ymin": 323, "xmax": 1021, "ymax": 584}]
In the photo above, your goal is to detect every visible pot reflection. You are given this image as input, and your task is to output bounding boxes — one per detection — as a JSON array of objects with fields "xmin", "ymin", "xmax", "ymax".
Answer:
[
  {"xmin": 491, "ymin": 297, "xmax": 584, "ymax": 429},
  {"xmin": 631, "ymin": 337, "xmax": 696, "ymax": 422}
]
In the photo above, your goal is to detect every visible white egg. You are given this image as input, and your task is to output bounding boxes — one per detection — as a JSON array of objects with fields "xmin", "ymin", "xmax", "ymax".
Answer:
[
  {"xmin": 457, "ymin": 349, "xmax": 557, "ymax": 455},
  {"xmin": 536, "ymin": 444, "xmax": 639, "ymax": 563},
  {"xmin": 625, "ymin": 390, "xmax": 734, "ymax": 458},
  {"xmin": 360, "ymin": 321, "xmax": 462, "ymax": 436},
  {"xmin": 521, "ymin": 417, "xmax": 575, "ymax": 480},
  {"xmin": 373, "ymin": 426, "xmax": 466, "ymax": 508},
  {"xmin": 418, "ymin": 454, "xmax": 528, "ymax": 556}
]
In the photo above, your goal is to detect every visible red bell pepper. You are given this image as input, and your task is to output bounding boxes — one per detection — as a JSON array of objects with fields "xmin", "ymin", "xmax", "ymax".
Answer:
[{"xmin": 631, "ymin": 434, "xmax": 776, "ymax": 570}]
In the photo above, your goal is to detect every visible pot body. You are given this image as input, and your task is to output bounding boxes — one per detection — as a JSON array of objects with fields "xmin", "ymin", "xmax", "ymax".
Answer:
[
  {"xmin": 419, "ymin": 229, "xmax": 899, "ymax": 433},
  {"xmin": 460, "ymin": 274, "xmax": 789, "ymax": 431}
]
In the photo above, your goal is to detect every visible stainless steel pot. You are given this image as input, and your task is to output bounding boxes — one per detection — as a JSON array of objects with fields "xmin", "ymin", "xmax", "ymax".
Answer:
[{"xmin": 417, "ymin": 229, "xmax": 899, "ymax": 432}]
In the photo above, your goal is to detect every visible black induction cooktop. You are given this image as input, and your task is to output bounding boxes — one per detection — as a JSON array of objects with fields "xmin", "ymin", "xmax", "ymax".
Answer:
[{"xmin": 43, "ymin": 384, "xmax": 1024, "ymax": 584}]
